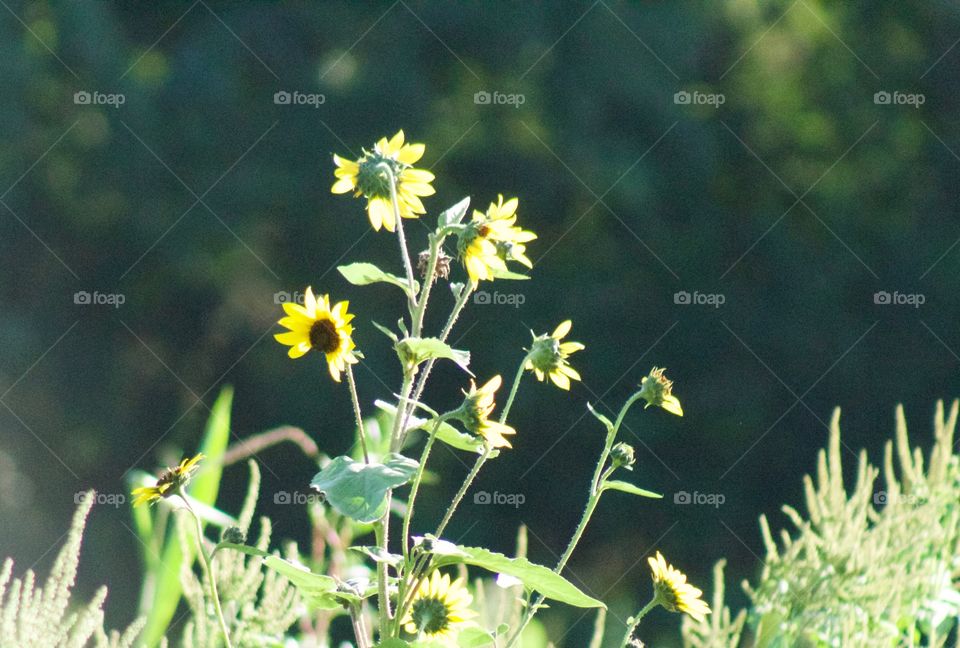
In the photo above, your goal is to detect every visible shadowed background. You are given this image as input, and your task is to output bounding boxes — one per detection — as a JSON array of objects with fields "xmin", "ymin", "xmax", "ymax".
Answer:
[{"xmin": 2, "ymin": 1, "xmax": 960, "ymax": 645}]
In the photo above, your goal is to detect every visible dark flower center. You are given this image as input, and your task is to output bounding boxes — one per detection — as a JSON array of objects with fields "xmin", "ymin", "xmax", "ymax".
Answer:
[
  {"xmin": 410, "ymin": 596, "xmax": 451, "ymax": 635},
  {"xmin": 309, "ymin": 319, "xmax": 341, "ymax": 354}
]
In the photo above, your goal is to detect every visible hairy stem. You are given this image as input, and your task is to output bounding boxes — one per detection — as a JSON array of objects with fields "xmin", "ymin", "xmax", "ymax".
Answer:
[
  {"xmin": 346, "ymin": 364, "xmax": 369, "ymax": 463},
  {"xmin": 618, "ymin": 598, "xmax": 658, "ymax": 648}
]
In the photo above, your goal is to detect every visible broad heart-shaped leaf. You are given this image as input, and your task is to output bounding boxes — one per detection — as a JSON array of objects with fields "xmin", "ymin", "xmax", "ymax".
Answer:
[
  {"xmin": 311, "ymin": 453, "xmax": 419, "ymax": 523},
  {"xmin": 428, "ymin": 541, "xmax": 605, "ymax": 609},
  {"xmin": 438, "ymin": 196, "xmax": 471, "ymax": 227},
  {"xmin": 215, "ymin": 543, "xmax": 342, "ymax": 609},
  {"xmin": 602, "ymin": 480, "xmax": 662, "ymax": 499},
  {"xmin": 339, "ymin": 262, "xmax": 418, "ymax": 296},
  {"xmin": 396, "ymin": 337, "xmax": 471, "ymax": 373},
  {"xmin": 375, "ymin": 400, "xmax": 486, "ymax": 454}
]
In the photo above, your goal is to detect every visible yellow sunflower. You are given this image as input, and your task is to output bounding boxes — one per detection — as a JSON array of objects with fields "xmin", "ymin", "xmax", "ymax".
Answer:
[
  {"xmin": 458, "ymin": 195, "xmax": 536, "ymax": 285},
  {"xmin": 638, "ymin": 367, "xmax": 683, "ymax": 417},
  {"xmin": 331, "ymin": 130, "xmax": 435, "ymax": 232},
  {"xmin": 648, "ymin": 551, "xmax": 711, "ymax": 622},
  {"xmin": 402, "ymin": 570, "xmax": 474, "ymax": 638},
  {"xmin": 524, "ymin": 320, "xmax": 584, "ymax": 390},
  {"xmin": 132, "ymin": 453, "xmax": 204, "ymax": 507},
  {"xmin": 274, "ymin": 286, "xmax": 357, "ymax": 382},
  {"xmin": 458, "ymin": 375, "xmax": 516, "ymax": 449}
]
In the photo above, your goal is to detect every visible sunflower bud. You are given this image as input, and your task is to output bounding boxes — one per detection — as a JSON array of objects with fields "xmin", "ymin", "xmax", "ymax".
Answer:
[
  {"xmin": 222, "ymin": 526, "xmax": 246, "ymax": 545},
  {"xmin": 611, "ymin": 442, "xmax": 636, "ymax": 470}
]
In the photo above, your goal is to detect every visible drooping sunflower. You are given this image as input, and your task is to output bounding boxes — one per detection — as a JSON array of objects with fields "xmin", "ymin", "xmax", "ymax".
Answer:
[
  {"xmin": 458, "ymin": 195, "xmax": 536, "ymax": 285},
  {"xmin": 132, "ymin": 453, "xmax": 204, "ymax": 507},
  {"xmin": 331, "ymin": 130, "xmax": 435, "ymax": 232},
  {"xmin": 648, "ymin": 551, "xmax": 711, "ymax": 622},
  {"xmin": 402, "ymin": 570, "xmax": 474, "ymax": 638},
  {"xmin": 458, "ymin": 375, "xmax": 516, "ymax": 449},
  {"xmin": 274, "ymin": 287, "xmax": 357, "ymax": 382},
  {"xmin": 524, "ymin": 320, "xmax": 584, "ymax": 390},
  {"xmin": 638, "ymin": 367, "xmax": 683, "ymax": 416}
]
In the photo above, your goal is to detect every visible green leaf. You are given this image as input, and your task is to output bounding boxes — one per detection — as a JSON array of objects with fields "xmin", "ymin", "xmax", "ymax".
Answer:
[
  {"xmin": 376, "ymin": 641, "xmax": 412, "ymax": 648},
  {"xmin": 396, "ymin": 337, "xmax": 471, "ymax": 372},
  {"xmin": 438, "ymin": 196, "xmax": 471, "ymax": 227},
  {"xmin": 311, "ymin": 453, "xmax": 419, "ymax": 523},
  {"xmin": 375, "ymin": 400, "xmax": 486, "ymax": 454},
  {"xmin": 428, "ymin": 541, "xmax": 605, "ymax": 608},
  {"xmin": 489, "ymin": 267, "xmax": 530, "ymax": 281},
  {"xmin": 458, "ymin": 627, "xmax": 496, "ymax": 647},
  {"xmin": 216, "ymin": 543, "xmax": 342, "ymax": 609},
  {"xmin": 586, "ymin": 403, "xmax": 614, "ymax": 431},
  {"xmin": 339, "ymin": 262, "xmax": 418, "ymax": 295},
  {"xmin": 602, "ymin": 480, "xmax": 662, "ymax": 499},
  {"xmin": 350, "ymin": 545, "xmax": 403, "ymax": 567},
  {"xmin": 372, "ymin": 320, "xmax": 399, "ymax": 343},
  {"xmin": 139, "ymin": 386, "xmax": 234, "ymax": 648}
]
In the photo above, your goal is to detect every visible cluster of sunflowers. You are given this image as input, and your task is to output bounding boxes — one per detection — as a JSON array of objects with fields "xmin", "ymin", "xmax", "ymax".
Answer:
[{"xmin": 132, "ymin": 130, "xmax": 708, "ymax": 648}]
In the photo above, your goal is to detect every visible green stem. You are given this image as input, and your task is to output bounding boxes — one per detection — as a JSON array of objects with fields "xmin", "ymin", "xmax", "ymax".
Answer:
[
  {"xmin": 385, "ymin": 168, "xmax": 417, "ymax": 312},
  {"xmin": 434, "ymin": 447, "xmax": 490, "ymax": 540},
  {"xmin": 348, "ymin": 602, "xmax": 371, "ymax": 648},
  {"xmin": 402, "ymin": 415, "xmax": 448, "ymax": 560},
  {"xmin": 178, "ymin": 490, "xmax": 233, "ymax": 648},
  {"xmin": 411, "ymin": 233, "xmax": 442, "ymax": 337},
  {"xmin": 499, "ymin": 357, "xmax": 528, "ymax": 424},
  {"xmin": 345, "ymin": 364, "xmax": 369, "ymax": 463},
  {"xmin": 398, "ymin": 283, "xmax": 474, "ymax": 447},
  {"xmin": 374, "ymin": 521, "xmax": 392, "ymax": 637},
  {"xmin": 618, "ymin": 598, "xmax": 659, "ymax": 648}
]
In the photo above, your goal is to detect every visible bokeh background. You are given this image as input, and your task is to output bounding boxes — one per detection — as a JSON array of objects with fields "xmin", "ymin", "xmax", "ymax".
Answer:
[{"xmin": 2, "ymin": 1, "xmax": 960, "ymax": 645}]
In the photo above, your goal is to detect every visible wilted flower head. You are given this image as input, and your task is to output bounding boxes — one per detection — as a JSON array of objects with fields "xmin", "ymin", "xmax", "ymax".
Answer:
[
  {"xmin": 331, "ymin": 130, "xmax": 435, "ymax": 232},
  {"xmin": 458, "ymin": 195, "xmax": 536, "ymax": 285},
  {"xmin": 524, "ymin": 320, "xmax": 584, "ymax": 390},
  {"xmin": 132, "ymin": 453, "xmax": 204, "ymax": 507},
  {"xmin": 638, "ymin": 367, "xmax": 683, "ymax": 416},
  {"xmin": 457, "ymin": 375, "xmax": 516, "ymax": 449},
  {"xmin": 418, "ymin": 248, "xmax": 452, "ymax": 284},
  {"xmin": 648, "ymin": 551, "xmax": 711, "ymax": 622},
  {"xmin": 274, "ymin": 287, "xmax": 358, "ymax": 382}
]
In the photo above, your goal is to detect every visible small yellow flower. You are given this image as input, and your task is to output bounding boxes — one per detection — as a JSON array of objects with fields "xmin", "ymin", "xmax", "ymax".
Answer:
[
  {"xmin": 274, "ymin": 286, "xmax": 357, "ymax": 382},
  {"xmin": 402, "ymin": 570, "xmax": 474, "ymax": 638},
  {"xmin": 648, "ymin": 551, "xmax": 711, "ymax": 622},
  {"xmin": 524, "ymin": 320, "xmax": 584, "ymax": 390},
  {"xmin": 132, "ymin": 453, "xmax": 204, "ymax": 507},
  {"xmin": 331, "ymin": 130, "xmax": 435, "ymax": 232},
  {"xmin": 638, "ymin": 367, "xmax": 683, "ymax": 416},
  {"xmin": 458, "ymin": 375, "xmax": 516, "ymax": 449},
  {"xmin": 458, "ymin": 195, "xmax": 536, "ymax": 285}
]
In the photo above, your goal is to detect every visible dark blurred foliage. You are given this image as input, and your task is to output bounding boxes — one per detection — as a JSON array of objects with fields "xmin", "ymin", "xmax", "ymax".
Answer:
[{"xmin": 2, "ymin": 1, "xmax": 960, "ymax": 645}]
